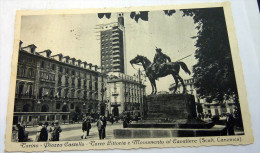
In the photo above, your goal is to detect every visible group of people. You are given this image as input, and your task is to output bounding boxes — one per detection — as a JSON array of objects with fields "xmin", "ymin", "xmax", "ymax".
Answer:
[
  {"xmin": 14, "ymin": 124, "xmax": 28, "ymax": 142},
  {"xmin": 81, "ymin": 115, "xmax": 107, "ymax": 140},
  {"xmin": 197, "ymin": 112, "xmax": 213, "ymax": 120},
  {"xmin": 35, "ymin": 121, "xmax": 62, "ymax": 142}
]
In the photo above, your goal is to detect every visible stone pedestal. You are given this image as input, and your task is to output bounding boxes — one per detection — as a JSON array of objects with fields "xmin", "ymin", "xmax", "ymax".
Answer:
[
  {"xmin": 113, "ymin": 94, "xmax": 222, "ymax": 138},
  {"xmin": 145, "ymin": 94, "xmax": 197, "ymax": 120}
]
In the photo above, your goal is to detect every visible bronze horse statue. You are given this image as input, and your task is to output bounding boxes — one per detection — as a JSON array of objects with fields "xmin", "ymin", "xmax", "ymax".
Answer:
[{"xmin": 130, "ymin": 55, "xmax": 191, "ymax": 95}]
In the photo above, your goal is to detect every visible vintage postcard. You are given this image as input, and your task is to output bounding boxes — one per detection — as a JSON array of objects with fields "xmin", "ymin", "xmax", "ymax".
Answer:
[{"xmin": 5, "ymin": 2, "xmax": 254, "ymax": 152}]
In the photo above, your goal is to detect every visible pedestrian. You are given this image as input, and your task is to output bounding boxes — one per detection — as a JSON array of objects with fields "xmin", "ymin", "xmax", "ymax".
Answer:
[
  {"xmin": 48, "ymin": 122, "xmax": 55, "ymax": 141},
  {"xmin": 123, "ymin": 117, "xmax": 128, "ymax": 128},
  {"xmin": 101, "ymin": 116, "xmax": 107, "ymax": 139},
  {"xmin": 35, "ymin": 123, "xmax": 42, "ymax": 142},
  {"xmin": 208, "ymin": 112, "xmax": 212, "ymax": 119},
  {"xmin": 39, "ymin": 122, "xmax": 48, "ymax": 142},
  {"xmin": 52, "ymin": 121, "xmax": 62, "ymax": 141},
  {"xmin": 16, "ymin": 124, "xmax": 25, "ymax": 142},
  {"xmin": 226, "ymin": 114, "xmax": 235, "ymax": 135},
  {"xmin": 97, "ymin": 116, "xmax": 104, "ymax": 139},
  {"xmin": 81, "ymin": 117, "xmax": 91, "ymax": 139},
  {"xmin": 86, "ymin": 117, "xmax": 91, "ymax": 136}
]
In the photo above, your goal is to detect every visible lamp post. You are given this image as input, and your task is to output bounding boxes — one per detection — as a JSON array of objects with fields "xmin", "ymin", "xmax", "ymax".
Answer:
[
  {"xmin": 98, "ymin": 67, "xmax": 107, "ymax": 116},
  {"xmin": 135, "ymin": 68, "xmax": 146, "ymax": 118}
]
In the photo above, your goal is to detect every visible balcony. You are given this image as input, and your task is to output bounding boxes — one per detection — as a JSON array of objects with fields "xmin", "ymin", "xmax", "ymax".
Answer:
[
  {"xmin": 112, "ymin": 54, "xmax": 120, "ymax": 59},
  {"xmin": 112, "ymin": 92, "xmax": 119, "ymax": 96},
  {"xmin": 113, "ymin": 50, "xmax": 120, "ymax": 54},
  {"xmin": 112, "ymin": 28, "xmax": 119, "ymax": 32},
  {"xmin": 113, "ymin": 63, "xmax": 120, "ymax": 67},
  {"xmin": 113, "ymin": 68, "xmax": 121, "ymax": 72},
  {"xmin": 112, "ymin": 41, "xmax": 119, "ymax": 45},
  {"xmin": 112, "ymin": 46, "xmax": 120, "ymax": 50},
  {"xmin": 111, "ymin": 37, "xmax": 119, "ymax": 41},
  {"xmin": 111, "ymin": 102, "xmax": 121, "ymax": 106},
  {"xmin": 112, "ymin": 33, "xmax": 119, "ymax": 37},
  {"xmin": 113, "ymin": 59, "xmax": 120, "ymax": 63}
]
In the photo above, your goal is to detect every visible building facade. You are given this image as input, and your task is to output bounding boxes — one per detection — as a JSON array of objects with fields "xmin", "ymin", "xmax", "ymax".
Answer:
[
  {"xmin": 169, "ymin": 78, "xmax": 236, "ymax": 116},
  {"xmin": 106, "ymin": 72, "xmax": 146, "ymax": 117},
  {"xmin": 13, "ymin": 41, "xmax": 107, "ymax": 126},
  {"xmin": 100, "ymin": 13, "xmax": 125, "ymax": 74}
]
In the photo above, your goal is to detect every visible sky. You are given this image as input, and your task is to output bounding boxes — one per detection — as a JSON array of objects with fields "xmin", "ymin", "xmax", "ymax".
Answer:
[{"xmin": 20, "ymin": 10, "xmax": 198, "ymax": 94}]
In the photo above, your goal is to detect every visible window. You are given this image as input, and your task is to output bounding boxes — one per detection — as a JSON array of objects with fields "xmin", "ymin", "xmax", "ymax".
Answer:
[
  {"xmin": 84, "ymin": 91, "xmax": 87, "ymax": 99},
  {"xmin": 71, "ymin": 90, "xmax": 75, "ymax": 98},
  {"xmin": 18, "ymin": 83, "xmax": 24, "ymax": 96},
  {"xmin": 66, "ymin": 68, "xmax": 69, "ymax": 74},
  {"xmin": 72, "ymin": 78, "xmax": 75, "ymax": 87},
  {"xmin": 39, "ymin": 88, "xmax": 44, "ymax": 99},
  {"xmin": 59, "ymin": 66, "xmax": 63, "ymax": 73},
  {"xmin": 78, "ymin": 79, "xmax": 81, "ymax": 88},
  {"xmin": 77, "ymin": 91, "xmax": 81, "ymax": 99},
  {"xmin": 64, "ymin": 89, "xmax": 69, "ymax": 98},
  {"xmin": 65, "ymin": 77, "xmax": 69, "ymax": 86},
  {"xmin": 41, "ymin": 61, "xmax": 45, "ymax": 68},
  {"xmin": 58, "ymin": 88, "xmax": 62, "ymax": 97},
  {"xmin": 28, "ymin": 85, "xmax": 33, "ymax": 98},
  {"xmin": 58, "ymin": 75, "xmax": 62, "ymax": 85},
  {"xmin": 21, "ymin": 68, "xmax": 26, "ymax": 77},
  {"xmin": 52, "ymin": 64, "xmax": 56, "ymax": 70},
  {"xmin": 56, "ymin": 103, "xmax": 61, "ymax": 109},
  {"xmin": 70, "ymin": 103, "xmax": 74, "ymax": 109},
  {"xmin": 50, "ymin": 89, "xmax": 54, "ymax": 98},
  {"xmin": 27, "ymin": 68, "xmax": 34, "ymax": 78}
]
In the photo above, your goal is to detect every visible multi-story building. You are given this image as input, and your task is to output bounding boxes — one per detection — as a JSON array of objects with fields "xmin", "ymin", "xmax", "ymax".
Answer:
[
  {"xmin": 13, "ymin": 41, "xmax": 107, "ymax": 126},
  {"xmin": 169, "ymin": 78, "xmax": 236, "ymax": 116},
  {"xmin": 106, "ymin": 72, "xmax": 146, "ymax": 117},
  {"xmin": 100, "ymin": 13, "xmax": 125, "ymax": 74}
]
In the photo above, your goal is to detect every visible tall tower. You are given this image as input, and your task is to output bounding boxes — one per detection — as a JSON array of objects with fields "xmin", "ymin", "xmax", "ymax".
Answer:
[{"xmin": 100, "ymin": 13, "xmax": 125, "ymax": 74}]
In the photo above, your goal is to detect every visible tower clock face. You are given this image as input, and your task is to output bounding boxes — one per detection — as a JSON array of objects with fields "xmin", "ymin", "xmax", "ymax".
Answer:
[{"xmin": 118, "ymin": 13, "xmax": 123, "ymax": 17}]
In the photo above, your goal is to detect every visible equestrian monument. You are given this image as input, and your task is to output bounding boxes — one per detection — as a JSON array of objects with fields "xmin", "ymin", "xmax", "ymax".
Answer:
[{"xmin": 113, "ymin": 48, "xmax": 227, "ymax": 138}]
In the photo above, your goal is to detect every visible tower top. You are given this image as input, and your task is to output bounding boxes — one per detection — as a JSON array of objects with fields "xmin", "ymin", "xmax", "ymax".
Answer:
[
  {"xmin": 117, "ymin": 12, "xmax": 124, "ymax": 26},
  {"xmin": 118, "ymin": 12, "xmax": 124, "ymax": 17}
]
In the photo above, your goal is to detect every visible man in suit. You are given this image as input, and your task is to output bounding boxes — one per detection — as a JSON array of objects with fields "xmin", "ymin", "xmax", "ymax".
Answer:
[{"xmin": 96, "ymin": 116, "xmax": 104, "ymax": 139}]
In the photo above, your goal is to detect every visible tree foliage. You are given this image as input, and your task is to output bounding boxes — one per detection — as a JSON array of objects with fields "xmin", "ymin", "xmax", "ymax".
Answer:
[{"xmin": 182, "ymin": 8, "xmax": 238, "ymax": 103}]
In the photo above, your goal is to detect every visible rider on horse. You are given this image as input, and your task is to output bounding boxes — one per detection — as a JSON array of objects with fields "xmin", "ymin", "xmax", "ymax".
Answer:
[{"xmin": 153, "ymin": 47, "xmax": 172, "ymax": 76}]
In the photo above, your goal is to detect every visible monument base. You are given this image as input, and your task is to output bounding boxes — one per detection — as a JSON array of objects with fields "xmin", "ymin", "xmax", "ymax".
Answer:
[
  {"xmin": 128, "ymin": 119, "xmax": 214, "ymax": 129},
  {"xmin": 144, "ymin": 94, "xmax": 197, "ymax": 120},
  {"xmin": 114, "ymin": 125, "xmax": 227, "ymax": 139},
  {"xmin": 114, "ymin": 94, "xmax": 226, "ymax": 138}
]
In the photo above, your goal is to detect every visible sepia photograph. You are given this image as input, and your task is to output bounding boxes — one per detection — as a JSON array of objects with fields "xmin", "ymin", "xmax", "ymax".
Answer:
[{"xmin": 4, "ymin": 2, "xmax": 254, "ymax": 152}]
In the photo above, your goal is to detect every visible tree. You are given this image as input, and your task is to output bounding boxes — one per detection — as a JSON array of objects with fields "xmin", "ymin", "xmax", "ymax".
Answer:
[
  {"xmin": 182, "ymin": 8, "xmax": 243, "ymax": 128},
  {"xmin": 182, "ymin": 8, "xmax": 238, "ymax": 102}
]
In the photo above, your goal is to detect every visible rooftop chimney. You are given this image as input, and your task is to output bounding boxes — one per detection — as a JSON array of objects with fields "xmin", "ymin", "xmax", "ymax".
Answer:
[
  {"xmin": 22, "ymin": 44, "xmax": 37, "ymax": 53},
  {"xmin": 70, "ymin": 58, "xmax": 76, "ymax": 65},
  {"xmin": 64, "ymin": 56, "xmax": 70, "ymax": 63},
  {"xmin": 38, "ymin": 49, "xmax": 52, "ymax": 57},
  {"xmin": 76, "ymin": 60, "xmax": 82, "ymax": 67},
  {"xmin": 82, "ymin": 61, "xmax": 88, "ymax": 68},
  {"xmin": 93, "ymin": 65, "xmax": 98, "ymax": 71},
  {"xmin": 51, "ymin": 53, "xmax": 63, "ymax": 61},
  {"xmin": 19, "ymin": 40, "xmax": 23, "ymax": 51},
  {"xmin": 88, "ymin": 63, "xmax": 93, "ymax": 70}
]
